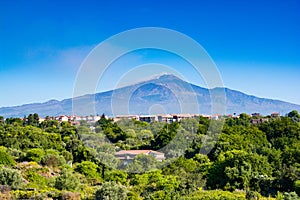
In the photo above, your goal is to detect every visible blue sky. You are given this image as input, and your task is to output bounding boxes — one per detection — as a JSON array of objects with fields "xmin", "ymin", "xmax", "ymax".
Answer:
[{"xmin": 0, "ymin": 0, "xmax": 299, "ymax": 107}]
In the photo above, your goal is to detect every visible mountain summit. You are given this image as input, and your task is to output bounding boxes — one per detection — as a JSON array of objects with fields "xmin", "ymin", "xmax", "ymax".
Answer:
[{"xmin": 1, "ymin": 74, "xmax": 299, "ymax": 117}]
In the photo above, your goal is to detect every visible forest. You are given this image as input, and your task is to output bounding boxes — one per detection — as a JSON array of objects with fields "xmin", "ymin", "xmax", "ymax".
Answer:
[{"xmin": 0, "ymin": 111, "xmax": 299, "ymax": 200}]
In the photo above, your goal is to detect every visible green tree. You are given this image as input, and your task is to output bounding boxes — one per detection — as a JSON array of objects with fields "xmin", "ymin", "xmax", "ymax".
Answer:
[
  {"xmin": 5, "ymin": 117, "xmax": 22, "ymax": 125},
  {"xmin": 287, "ymin": 110, "xmax": 300, "ymax": 121},
  {"xmin": 25, "ymin": 113, "xmax": 39, "ymax": 126},
  {"xmin": 75, "ymin": 161, "xmax": 100, "ymax": 181},
  {"xmin": 130, "ymin": 170, "xmax": 179, "ymax": 198},
  {"xmin": 125, "ymin": 129, "xmax": 137, "ymax": 138},
  {"xmin": 96, "ymin": 114, "xmax": 113, "ymax": 129},
  {"xmin": 207, "ymin": 150, "xmax": 272, "ymax": 191},
  {"xmin": 152, "ymin": 122, "xmax": 180, "ymax": 150},
  {"xmin": 126, "ymin": 154, "xmax": 159, "ymax": 173},
  {"xmin": 163, "ymin": 157, "xmax": 205, "ymax": 194},
  {"xmin": 105, "ymin": 170, "xmax": 128, "ymax": 185},
  {"xmin": 95, "ymin": 181, "xmax": 128, "ymax": 200}
]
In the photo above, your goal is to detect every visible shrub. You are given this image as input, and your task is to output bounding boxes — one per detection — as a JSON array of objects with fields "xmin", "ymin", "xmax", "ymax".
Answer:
[
  {"xmin": 105, "ymin": 170, "xmax": 128, "ymax": 185},
  {"xmin": 26, "ymin": 148, "xmax": 45, "ymax": 162},
  {"xmin": 283, "ymin": 192, "xmax": 300, "ymax": 200},
  {"xmin": 75, "ymin": 161, "xmax": 99, "ymax": 180},
  {"xmin": 7, "ymin": 148, "xmax": 25, "ymax": 161},
  {"xmin": 24, "ymin": 169, "xmax": 48, "ymax": 189},
  {"xmin": 295, "ymin": 180, "xmax": 300, "ymax": 196},
  {"xmin": 0, "ymin": 150, "xmax": 15, "ymax": 166},
  {"xmin": 61, "ymin": 150, "xmax": 73, "ymax": 163},
  {"xmin": 95, "ymin": 181, "xmax": 128, "ymax": 200},
  {"xmin": 60, "ymin": 191, "xmax": 80, "ymax": 200},
  {"xmin": 0, "ymin": 167, "xmax": 23, "ymax": 189},
  {"xmin": 181, "ymin": 190, "xmax": 246, "ymax": 200},
  {"xmin": 246, "ymin": 190, "xmax": 261, "ymax": 199},
  {"xmin": 42, "ymin": 154, "xmax": 66, "ymax": 167},
  {"xmin": 0, "ymin": 184, "xmax": 11, "ymax": 193},
  {"xmin": 11, "ymin": 190, "xmax": 40, "ymax": 199},
  {"xmin": 55, "ymin": 169, "xmax": 80, "ymax": 191}
]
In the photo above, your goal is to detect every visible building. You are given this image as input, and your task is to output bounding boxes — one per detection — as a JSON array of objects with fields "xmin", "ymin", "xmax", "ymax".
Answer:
[
  {"xmin": 172, "ymin": 114, "xmax": 193, "ymax": 122},
  {"xmin": 115, "ymin": 150, "xmax": 165, "ymax": 165},
  {"xmin": 114, "ymin": 115, "xmax": 139, "ymax": 122},
  {"xmin": 139, "ymin": 115, "xmax": 157, "ymax": 123},
  {"xmin": 38, "ymin": 118, "xmax": 46, "ymax": 123},
  {"xmin": 250, "ymin": 118, "xmax": 269, "ymax": 125},
  {"xmin": 251, "ymin": 113, "xmax": 261, "ymax": 117},
  {"xmin": 55, "ymin": 115, "xmax": 68, "ymax": 122},
  {"xmin": 157, "ymin": 114, "xmax": 173, "ymax": 123},
  {"xmin": 271, "ymin": 112, "xmax": 280, "ymax": 118}
]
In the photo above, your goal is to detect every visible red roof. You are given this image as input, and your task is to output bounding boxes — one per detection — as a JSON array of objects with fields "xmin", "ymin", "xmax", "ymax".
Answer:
[{"xmin": 115, "ymin": 150, "xmax": 164, "ymax": 155}]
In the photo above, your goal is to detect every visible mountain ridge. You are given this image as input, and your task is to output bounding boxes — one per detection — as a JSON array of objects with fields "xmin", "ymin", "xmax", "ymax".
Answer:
[{"xmin": 1, "ymin": 74, "xmax": 299, "ymax": 117}]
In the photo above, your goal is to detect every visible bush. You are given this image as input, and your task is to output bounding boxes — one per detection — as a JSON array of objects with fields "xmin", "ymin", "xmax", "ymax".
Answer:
[
  {"xmin": 105, "ymin": 170, "xmax": 128, "ymax": 185},
  {"xmin": 60, "ymin": 191, "xmax": 80, "ymax": 200},
  {"xmin": 75, "ymin": 161, "xmax": 100, "ymax": 180},
  {"xmin": 95, "ymin": 181, "xmax": 128, "ymax": 200},
  {"xmin": 181, "ymin": 190, "xmax": 246, "ymax": 200},
  {"xmin": 26, "ymin": 148, "xmax": 45, "ymax": 162},
  {"xmin": 61, "ymin": 150, "xmax": 73, "ymax": 163},
  {"xmin": 42, "ymin": 154, "xmax": 66, "ymax": 167},
  {"xmin": 283, "ymin": 192, "xmax": 300, "ymax": 200},
  {"xmin": 0, "ymin": 150, "xmax": 15, "ymax": 166},
  {"xmin": 24, "ymin": 169, "xmax": 48, "ymax": 189},
  {"xmin": 295, "ymin": 180, "xmax": 300, "ymax": 196},
  {"xmin": 246, "ymin": 190, "xmax": 261, "ymax": 199},
  {"xmin": 0, "ymin": 184, "xmax": 11, "ymax": 193},
  {"xmin": 7, "ymin": 148, "xmax": 25, "ymax": 161},
  {"xmin": 12, "ymin": 190, "xmax": 41, "ymax": 199},
  {"xmin": 0, "ymin": 167, "xmax": 23, "ymax": 189},
  {"xmin": 55, "ymin": 169, "xmax": 80, "ymax": 191}
]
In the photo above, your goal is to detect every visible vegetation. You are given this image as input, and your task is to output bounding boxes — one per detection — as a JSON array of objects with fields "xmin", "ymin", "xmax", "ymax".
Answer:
[{"xmin": 0, "ymin": 111, "xmax": 299, "ymax": 199}]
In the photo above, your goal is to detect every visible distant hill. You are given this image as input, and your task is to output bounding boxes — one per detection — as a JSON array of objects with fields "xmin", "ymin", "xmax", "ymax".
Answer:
[{"xmin": 1, "ymin": 74, "xmax": 299, "ymax": 117}]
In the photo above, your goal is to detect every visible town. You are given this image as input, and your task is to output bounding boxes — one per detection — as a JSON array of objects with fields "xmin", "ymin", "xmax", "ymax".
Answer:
[{"xmin": 31, "ymin": 112, "xmax": 281, "ymax": 126}]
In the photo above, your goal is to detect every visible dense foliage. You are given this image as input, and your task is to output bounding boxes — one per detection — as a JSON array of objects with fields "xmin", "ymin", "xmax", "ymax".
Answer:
[{"xmin": 0, "ymin": 111, "xmax": 299, "ymax": 199}]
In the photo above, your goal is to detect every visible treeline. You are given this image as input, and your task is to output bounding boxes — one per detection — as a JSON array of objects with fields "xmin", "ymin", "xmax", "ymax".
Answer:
[{"xmin": 0, "ymin": 111, "xmax": 299, "ymax": 199}]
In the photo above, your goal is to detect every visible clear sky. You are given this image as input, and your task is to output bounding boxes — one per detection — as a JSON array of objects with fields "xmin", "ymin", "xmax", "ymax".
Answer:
[{"xmin": 0, "ymin": 0, "xmax": 299, "ymax": 107}]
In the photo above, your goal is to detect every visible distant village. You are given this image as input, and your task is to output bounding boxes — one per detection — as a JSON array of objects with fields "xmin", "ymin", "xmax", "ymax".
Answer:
[
  {"xmin": 2, "ymin": 112, "xmax": 282, "ymax": 164},
  {"xmin": 35, "ymin": 112, "xmax": 281, "ymax": 126}
]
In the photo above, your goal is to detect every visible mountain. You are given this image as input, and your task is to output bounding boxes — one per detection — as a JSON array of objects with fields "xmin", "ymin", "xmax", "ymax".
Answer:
[{"xmin": 1, "ymin": 74, "xmax": 299, "ymax": 117}]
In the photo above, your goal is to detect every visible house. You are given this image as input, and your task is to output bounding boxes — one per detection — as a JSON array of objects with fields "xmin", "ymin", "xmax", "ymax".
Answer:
[
  {"xmin": 201, "ymin": 114, "xmax": 212, "ymax": 119},
  {"xmin": 38, "ymin": 118, "xmax": 46, "ymax": 123},
  {"xmin": 73, "ymin": 116, "xmax": 82, "ymax": 122},
  {"xmin": 172, "ymin": 114, "xmax": 192, "ymax": 122},
  {"xmin": 55, "ymin": 115, "xmax": 68, "ymax": 122},
  {"xmin": 114, "ymin": 115, "xmax": 139, "ymax": 122},
  {"xmin": 115, "ymin": 150, "xmax": 165, "ymax": 165},
  {"xmin": 139, "ymin": 115, "xmax": 157, "ymax": 123},
  {"xmin": 211, "ymin": 114, "xmax": 221, "ymax": 120},
  {"xmin": 250, "ymin": 118, "xmax": 269, "ymax": 125},
  {"xmin": 157, "ymin": 114, "xmax": 173, "ymax": 123},
  {"xmin": 271, "ymin": 112, "xmax": 280, "ymax": 118},
  {"xmin": 93, "ymin": 116, "xmax": 101, "ymax": 122},
  {"xmin": 251, "ymin": 113, "xmax": 261, "ymax": 117}
]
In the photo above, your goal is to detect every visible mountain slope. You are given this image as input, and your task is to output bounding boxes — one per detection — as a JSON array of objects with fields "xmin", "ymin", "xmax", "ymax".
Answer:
[{"xmin": 0, "ymin": 74, "xmax": 299, "ymax": 117}]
